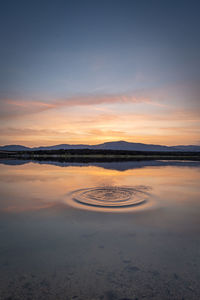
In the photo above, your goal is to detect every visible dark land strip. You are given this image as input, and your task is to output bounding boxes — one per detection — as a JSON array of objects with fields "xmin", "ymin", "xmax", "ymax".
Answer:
[{"xmin": 0, "ymin": 149, "xmax": 200, "ymax": 163}]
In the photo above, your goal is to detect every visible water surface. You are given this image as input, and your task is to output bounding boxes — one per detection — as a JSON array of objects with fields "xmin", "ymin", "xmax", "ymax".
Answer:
[{"xmin": 0, "ymin": 160, "xmax": 200, "ymax": 299}]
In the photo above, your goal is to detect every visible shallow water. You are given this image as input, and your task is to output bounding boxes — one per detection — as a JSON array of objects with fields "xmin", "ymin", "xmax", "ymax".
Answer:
[{"xmin": 0, "ymin": 160, "xmax": 200, "ymax": 299}]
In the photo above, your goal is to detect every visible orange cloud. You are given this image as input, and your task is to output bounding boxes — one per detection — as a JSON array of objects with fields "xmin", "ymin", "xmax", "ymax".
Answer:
[
  {"xmin": 0, "ymin": 88, "xmax": 199, "ymax": 146},
  {"xmin": 0, "ymin": 94, "xmax": 152, "ymax": 119}
]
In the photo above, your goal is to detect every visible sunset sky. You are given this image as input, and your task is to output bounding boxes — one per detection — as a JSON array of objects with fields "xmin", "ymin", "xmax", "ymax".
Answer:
[{"xmin": 0, "ymin": 0, "xmax": 200, "ymax": 146}]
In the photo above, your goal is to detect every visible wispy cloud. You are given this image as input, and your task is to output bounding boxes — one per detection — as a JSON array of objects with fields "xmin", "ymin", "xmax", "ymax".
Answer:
[
  {"xmin": 0, "ymin": 94, "xmax": 153, "ymax": 118},
  {"xmin": 0, "ymin": 127, "xmax": 74, "ymax": 136},
  {"xmin": 0, "ymin": 83, "xmax": 199, "ymax": 146}
]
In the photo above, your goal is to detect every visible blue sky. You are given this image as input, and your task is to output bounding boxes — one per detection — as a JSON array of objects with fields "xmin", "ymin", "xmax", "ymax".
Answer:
[{"xmin": 0, "ymin": 0, "xmax": 200, "ymax": 146}]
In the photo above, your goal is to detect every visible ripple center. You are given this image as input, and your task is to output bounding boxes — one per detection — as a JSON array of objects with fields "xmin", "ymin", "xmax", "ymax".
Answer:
[{"xmin": 69, "ymin": 186, "xmax": 149, "ymax": 210}]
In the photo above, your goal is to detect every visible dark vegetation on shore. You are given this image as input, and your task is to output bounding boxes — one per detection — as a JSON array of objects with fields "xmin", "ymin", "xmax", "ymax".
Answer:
[{"xmin": 0, "ymin": 148, "xmax": 200, "ymax": 162}]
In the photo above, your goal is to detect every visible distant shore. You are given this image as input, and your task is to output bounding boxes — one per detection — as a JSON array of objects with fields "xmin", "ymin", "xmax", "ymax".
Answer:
[{"xmin": 0, "ymin": 149, "xmax": 200, "ymax": 162}]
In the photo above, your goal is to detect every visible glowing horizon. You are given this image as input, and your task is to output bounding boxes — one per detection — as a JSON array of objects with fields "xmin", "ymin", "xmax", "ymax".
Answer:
[{"xmin": 0, "ymin": 1, "xmax": 199, "ymax": 146}]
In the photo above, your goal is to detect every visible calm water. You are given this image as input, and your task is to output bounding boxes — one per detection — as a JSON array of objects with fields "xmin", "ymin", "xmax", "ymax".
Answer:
[{"xmin": 0, "ymin": 160, "xmax": 200, "ymax": 300}]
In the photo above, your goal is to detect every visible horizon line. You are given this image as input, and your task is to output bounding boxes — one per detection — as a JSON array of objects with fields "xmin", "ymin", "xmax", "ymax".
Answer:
[{"xmin": 1, "ymin": 140, "xmax": 200, "ymax": 148}]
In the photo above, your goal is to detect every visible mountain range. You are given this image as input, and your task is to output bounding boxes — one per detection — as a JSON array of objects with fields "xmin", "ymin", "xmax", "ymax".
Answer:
[{"xmin": 0, "ymin": 141, "xmax": 200, "ymax": 152}]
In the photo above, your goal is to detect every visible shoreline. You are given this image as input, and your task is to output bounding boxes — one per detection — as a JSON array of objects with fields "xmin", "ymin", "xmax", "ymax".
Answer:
[{"xmin": 0, "ymin": 149, "xmax": 200, "ymax": 162}]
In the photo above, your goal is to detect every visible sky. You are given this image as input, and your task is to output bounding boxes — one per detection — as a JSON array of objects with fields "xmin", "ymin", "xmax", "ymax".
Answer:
[{"xmin": 0, "ymin": 0, "xmax": 200, "ymax": 146}]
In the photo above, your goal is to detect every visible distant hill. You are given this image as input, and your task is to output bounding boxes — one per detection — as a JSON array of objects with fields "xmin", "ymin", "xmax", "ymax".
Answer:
[
  {"xmin": 0, "ymin": 140, "xmax": 200, "ymax": 152},
  {"xmin": 92, "ymin": 141, "xmax": 175, "ymax": 151},
  {"xmin": 173, "ymin": 145, "xmax": 200, "ymax": 152},
  {"xmin": 0, "ymin": 145, "xmax": 30, "ymax": 151},
  {"xmin": 34, "ymin": 144, "xmax": 90, "ymax": 151}
]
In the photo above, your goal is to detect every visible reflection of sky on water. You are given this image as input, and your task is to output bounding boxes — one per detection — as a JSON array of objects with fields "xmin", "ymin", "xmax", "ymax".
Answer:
[
  {"xmin": 0, "ymin": 159, "xmax": 199, "ymax": 218},
  {"xmin": 0, "ymin": 161, "xmax": 200, "ymax": 299}
]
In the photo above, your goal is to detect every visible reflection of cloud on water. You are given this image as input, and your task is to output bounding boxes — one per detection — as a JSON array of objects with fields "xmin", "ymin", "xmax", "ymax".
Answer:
[{"xmin": 0, "ymin": 198, "xmax": 61, "ymax": 213}]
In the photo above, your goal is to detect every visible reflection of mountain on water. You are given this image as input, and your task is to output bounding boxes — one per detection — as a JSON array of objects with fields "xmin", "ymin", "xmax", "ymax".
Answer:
[
  {"xmin": 1, "ymin": 159, "xmax": 200, "ymax": 171},
  {"xmin": 0, "ymin": 159, "xmax": 29, "ymax": 166}
]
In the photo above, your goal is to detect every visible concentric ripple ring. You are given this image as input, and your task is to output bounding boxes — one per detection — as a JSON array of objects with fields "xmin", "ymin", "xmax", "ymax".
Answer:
[{"xmin": 70, "ymin": 186, "xmax": 149, "ymax": 209}]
